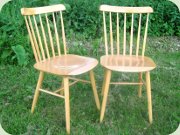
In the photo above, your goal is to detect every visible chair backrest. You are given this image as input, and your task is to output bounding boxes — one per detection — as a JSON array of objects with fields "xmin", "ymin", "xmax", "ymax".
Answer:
[
  {"xmin": 21, "ymin": 4, "xmax": 67, "ymax": 62},
  {"xmin": 99, "ymin": 5, "xmax": 153, "ymax": 56}
]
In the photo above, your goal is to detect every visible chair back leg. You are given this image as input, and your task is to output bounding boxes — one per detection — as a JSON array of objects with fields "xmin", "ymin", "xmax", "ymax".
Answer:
[
  {"xmin": 100, "ymin": 69, "xmax": 111, "ymax": 122},
  {"xmin": 101, "ymin": 69, "xmax": 107, "ymax": 96},
  {"xmin": 31, "ymin": 71, "xmax": 44, "ymax": 113},
  {"xmin": 138, "ymin": 72, "xmax": 143, "ymax": 97},
  {"xmin": 89, "ymin": 70, "xmax": 100, "ymax": 110},
  {"xmin": 60, "ymin": 79, "xmax": 64, "ymax": 96}
]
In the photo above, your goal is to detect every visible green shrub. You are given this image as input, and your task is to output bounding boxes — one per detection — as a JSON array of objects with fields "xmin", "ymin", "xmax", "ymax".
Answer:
[{"xmin": 0, "ymin": 0, "xmax": 179, "ymax": 65}]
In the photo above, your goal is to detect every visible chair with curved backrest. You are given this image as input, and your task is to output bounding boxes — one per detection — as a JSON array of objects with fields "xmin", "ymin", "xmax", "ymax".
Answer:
[
  {"xmin": 21, "ymin": 4, "xmax": 100, "ymax": 134},
  {"xmin": 99, "ymin": 5, "xmax": 156, "ymax": 123}
]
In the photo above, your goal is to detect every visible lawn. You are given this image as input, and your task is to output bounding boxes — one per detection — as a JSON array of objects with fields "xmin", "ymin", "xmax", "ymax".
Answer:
[{"xmin": 0, "ymin": 36, "xmax": 179, "ymax": 135}]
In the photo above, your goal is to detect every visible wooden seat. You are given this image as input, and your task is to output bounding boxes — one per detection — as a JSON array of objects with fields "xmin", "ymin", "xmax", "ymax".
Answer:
[
  {"xmin": 21, "ymin": 4, "xmax": 100, "ymax": 134},
  {"xmin": 101, "ymin": 55, "xmax": 156, "ymax": 72},
  {"xmin": 34, "ymin": 54, "xmax": 98, "ymax": 76},
  {"xmin": 99, "ymin": 5, "xmax": 156, "ymax": 124}
]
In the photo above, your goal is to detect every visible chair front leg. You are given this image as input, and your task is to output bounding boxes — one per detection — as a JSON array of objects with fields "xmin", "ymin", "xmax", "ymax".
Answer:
[
  {"xmin": 63, "ymin": 76, "xmax": 70, "ymax": 134},
  {"xmin": 146, "ymin": 71, "xmax": 153, "ymax": 124},
  {"xmin": 100, "ymin": 69, "xmax": 111, "ymax": 122},
  {"xmin": 31, "ymin": 71, "xmax": 44, "ymax": 113},
  {"xmin": 138, "ymin": 72, "xmax": 143, "ymax": 98},
  {"xmin": 89, "ymin": 70, "xmax": 100, "ymax": 110},
  {"xmin": 101, "ymin": 69, "xmax": 107, "ymax": 96}
]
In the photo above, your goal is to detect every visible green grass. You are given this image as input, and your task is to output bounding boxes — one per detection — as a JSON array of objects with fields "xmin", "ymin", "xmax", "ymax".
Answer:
[{"xmin": 0, "ymin": 36, "xmax": 179, "ymax": 135}]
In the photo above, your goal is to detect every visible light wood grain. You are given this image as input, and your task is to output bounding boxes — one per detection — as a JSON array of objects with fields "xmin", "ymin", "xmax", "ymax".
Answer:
[
  {"xmin": 100, "ymin": 5, "xmax": 153, "ymax": 13},
  {"xmin": 45, "ymin": 13, "xmax": 55, "ymax": 57},
  {"xmin": 142, "ymin": 14, "xmax": 149, "ymax": 56},
  {"xmin": 39, "ymin": 88, "xmax": 64, "ymax": 98},
  {"xmin": 64, "ymin": 77, "xmax": 70, "ymax": 134},
  {"xmin": 101, "ymin": 55, "xmax": 156, "ymax": 72},
  {"xmin": 21, "ymin": 4, "xmax": 66, "ymax": 15},
  {"xmin": 28, "ymin": 16, "xmax": 42, "ymax": 61},
  {"xmin": 100, "ymin": 5, "xmax": 153, "ymax": 57},
  {"xmin": 130, "ymin": 13, "xmax": 134, "ymax": 56},
  {"xmin": 110, "ymin": 82, "xmax": 143, "ymax": 85},
  {"xmin": 100, "ymin": 69, "xmax": 111, "ymax": 122},
  {"xmin": 100, "ymin": 5, "xmax": 155, "ymax": 123},
  {"xmin": 138, "ymin": 72, "xmax": 143, "ymax": 97},
  {"xmin": 39, "ymin": 14, "xmax": 50, "ymax": 59},
  {"xmin": 109, "ymin": 12, "xmax": 113, "ymax": 54},
  {"xmin": 103, "ymin": 11, "xmax": 108, "ymax": 55},
  {"xmin": 60, "ymin": 11, "xmax": 67, "ymax": 55},
  {"xmin": 136, "ymin": 14, "xmax": 142, "ymax": 56},
  {"xmin": 31, "ymin": 71, "xmax": 44, "ymax": 113},
  {"xmin": 69, "ymin": 77, "xmax": 91, "ymax": 83},
  {"xmin": 22, "ymin": 4, "xmax": 99, "ymax": 134},
  {"xmin": 89, "ymin": 70, "xmax": 100, "ymax": 110},
  {"xmin": 34, "ymin": 54, "xmax": 98, "ymax": 76},
  {"xmin": 116, "ymin": 13, "xmax": 120, "ymax": 55},
  {"xmin": 54, "ymin": 80, "xmax": 78, "ymax": 94},
  {"xmin": 52, "ymin": 12, "xmax": 61, "ymax": 56},
  {"xmin": 146, "ymin": 71, "xmax": 153, "ymax": 123},
  {"xmin": 33, "ymin": 15, "xmax": 46, "ymax": 60},
  {"xmin": 123, "ymin": 13, "xmax": 126, "ymax": 55},
  {"xmin": 101, "ymin": 69, "xmax": 107, "ymax": 95},
  {"xmin": 24, "ymin": 16, "xmax": 39, "ymax": 62}
]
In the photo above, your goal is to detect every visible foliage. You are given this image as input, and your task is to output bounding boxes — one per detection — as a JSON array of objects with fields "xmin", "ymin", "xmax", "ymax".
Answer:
[
  {"xmin": 61, "ymin": 0, "xmax": 180, "ymax": 37},
  {"xmin": 0, "ymin": 0, "xmax": 179, "ymax": 65},
  {"xmin": 12, "ymin": 45, "xmax": 28, "ymax": 66}
]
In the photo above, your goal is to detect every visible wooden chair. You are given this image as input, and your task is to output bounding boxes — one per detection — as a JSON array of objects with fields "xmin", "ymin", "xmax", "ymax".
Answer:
[
  {"xmin": 99, "ymin": 5, "xmax": 156, "ymax": 123},
  {"xmin": 21, "ymin": 4, "xmax": 100, "ymax": 134}
]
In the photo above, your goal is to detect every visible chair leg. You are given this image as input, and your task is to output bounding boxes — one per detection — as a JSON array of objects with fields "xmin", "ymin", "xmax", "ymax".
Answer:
[
  {"xmin": 100, "ymin": 69, "xmax": 111, "ymax": 122},
  {"xmin": 63, "ymin": 76, "xmax": 70, "ymax": 134},
  {"xmin": 31, "ymin": 71, "xmax": 44, "ymax": 113},
  {"xmin": 146, "ymin": 71, "xmax": 153, "ymax": 124},
  {"xmin": 138, "ymin": 72, "xmax": 143, "ymax": 98},
  {"xmin": 89, "ymin": 70, "xmax": 100, "ymax": 110},
  {"xmin": 60, "ymin": 79, "xmax": 64, "ymax": 96},
  {"xmin": 101, "ymin": 69, "xmax": 107, "ymax": 96}
]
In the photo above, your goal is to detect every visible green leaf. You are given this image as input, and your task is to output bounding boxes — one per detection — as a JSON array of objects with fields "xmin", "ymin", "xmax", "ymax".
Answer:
[
  {"xmin": 1, "ymin": 49, "xmax": 12, "ymax": 59},
  {"xmin": 12, "ymin": 45, "xmax": 27, "ymax": 66}
]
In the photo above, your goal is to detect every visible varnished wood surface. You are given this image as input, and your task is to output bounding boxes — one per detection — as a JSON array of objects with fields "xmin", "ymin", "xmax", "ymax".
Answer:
[
  {"xmin": 34, "ymin": 54, "xmax": 98, "ymax": 75},
  {"xmin": 100, "ymin": 5, "xmax": 153, "ymax": 13},
  {"xmin": 22, "ymin": 4, "xmax": 100, "ymax": 134},
  {"xmin": 99, "ymin": 4, "xmax": 155, "ymax": 124},
  {"xmin": 21, "ymin": 4, "xmax": 65, "ymax": 15},
  {"xmin": 101, "ymin": 55, "xmax": 156, "ymax": 72}
]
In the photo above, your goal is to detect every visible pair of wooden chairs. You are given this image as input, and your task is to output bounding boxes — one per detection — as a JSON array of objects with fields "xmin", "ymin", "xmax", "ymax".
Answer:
[{"xmin": 21, "ymin": 4, "xmax": 156, "ymax": 134}]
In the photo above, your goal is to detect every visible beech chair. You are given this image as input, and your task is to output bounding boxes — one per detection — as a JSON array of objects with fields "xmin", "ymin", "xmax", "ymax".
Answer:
[
  {"xmin": 99, "ymin": 5, "xmax": 156, "ymax": 123},
  {"xmin": 21, "ymin": 4, "xmax": 100, "ymax": 134}
]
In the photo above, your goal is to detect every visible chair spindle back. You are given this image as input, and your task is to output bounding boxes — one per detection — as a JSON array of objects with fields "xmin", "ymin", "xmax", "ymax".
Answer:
[
  {"xmin": 100, "ymin": 5, "xmax": 153, "ymax": 56},
  {"xmin": 21, "ymin": 4, "xmax": 67, "ymax": 62}
]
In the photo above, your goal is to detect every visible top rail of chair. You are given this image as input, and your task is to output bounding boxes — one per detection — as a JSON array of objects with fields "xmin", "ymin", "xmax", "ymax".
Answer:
[
  {"xmin": 100, "ymin": 5, "xmax": 153, "ymax": 13},
  {"xmin": 21, "ymin": 4, "xmax": 66, "ymax": 15}
]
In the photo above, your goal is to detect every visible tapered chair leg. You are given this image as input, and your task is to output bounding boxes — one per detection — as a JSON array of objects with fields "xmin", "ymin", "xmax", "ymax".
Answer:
[
  {"xmin": 100, "ymin": 69, "xmax": 111, "ymax": 122},
  {"xmin": 101, "ymin": 69, "xmax": 107, "ymax": 96},
  {"xmin": 63, "ymin": 76, "xmax": 70, "ymax": 134},
  {"xmin": 31, "ymin": 71, "xmax": 44, "ymax": 113},
  {"xmin": 89, "ymin": 70, "xmax": 100, "ymax": 110},
  {"xmin": 60, "ymin": 79, "xmax": 64, "ymax": 96},
  {"xmin": 138, "ymin": 72, "xmax": 143, "ymax": 98},
  {"xmin": 146, "ymin": 71, "xmax": 153, "ymax": 124}
]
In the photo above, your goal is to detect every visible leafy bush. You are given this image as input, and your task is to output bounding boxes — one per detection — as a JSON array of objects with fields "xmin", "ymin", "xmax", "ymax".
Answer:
[
  {"xmin": 0, "ymin": 0, "xmax": 179, "ymax": 65},
  {"xmin": 61, "ymin": 0, "xmax": 180, "ymax": 37}
]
